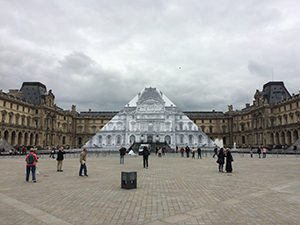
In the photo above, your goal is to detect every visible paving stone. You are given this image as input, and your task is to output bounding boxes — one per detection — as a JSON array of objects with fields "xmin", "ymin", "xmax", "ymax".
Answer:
[{"xmin": 0, "ymin": 153, "xmax": 299, "ymax": 224}]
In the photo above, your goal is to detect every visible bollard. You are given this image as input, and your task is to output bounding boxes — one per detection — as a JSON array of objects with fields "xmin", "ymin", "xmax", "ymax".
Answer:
[{"xmin": 121, "ymin": 171, "xmax": 137, "ymax": 189}]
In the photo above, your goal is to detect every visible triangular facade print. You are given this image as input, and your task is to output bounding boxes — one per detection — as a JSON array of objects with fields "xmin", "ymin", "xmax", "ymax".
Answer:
[
  {"xmin": 0, "ymin": 137, "xmax": 14, "ymax": 151},
  {"xmin": 83, "ymin": 87, "xmax": 215, "ymax": 151}
]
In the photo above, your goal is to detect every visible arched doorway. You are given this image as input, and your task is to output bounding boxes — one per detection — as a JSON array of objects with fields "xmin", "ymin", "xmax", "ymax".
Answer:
[{"xmin": 147, "ymin": 135, "xmax": 153, "ymax": 143}]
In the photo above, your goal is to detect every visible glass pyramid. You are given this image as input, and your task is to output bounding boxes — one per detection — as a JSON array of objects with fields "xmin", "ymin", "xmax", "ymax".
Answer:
[{"xmin": 83, "ymin": 87, "xmax": 215, "ymax": 151}]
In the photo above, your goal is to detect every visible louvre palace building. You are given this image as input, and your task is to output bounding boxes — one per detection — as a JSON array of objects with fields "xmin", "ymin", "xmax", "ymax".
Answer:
[{"xmin": 0, "ymin": 81, "xmax": 299, "ymax": 150}]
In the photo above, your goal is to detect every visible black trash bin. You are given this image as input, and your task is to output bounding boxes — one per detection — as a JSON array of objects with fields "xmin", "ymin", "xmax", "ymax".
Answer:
[{"xmin": 121, "ymin": 171, "xmax": 137, "ymax": 189}]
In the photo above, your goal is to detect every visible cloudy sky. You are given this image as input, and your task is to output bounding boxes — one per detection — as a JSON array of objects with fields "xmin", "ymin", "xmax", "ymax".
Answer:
[{"xmin": 1, "ymin": 0, "xmax": 299, "ymax": 113}]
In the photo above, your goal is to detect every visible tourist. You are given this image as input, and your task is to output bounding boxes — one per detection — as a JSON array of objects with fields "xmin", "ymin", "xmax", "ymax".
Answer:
[
  {"xmin": 191, "ymin": 147, "xmax": 196, "ymax": 158},
  {"xmin": 155, "ymin": 146, "xmax": 158, "ymax": 155},
  {"xmin": 50, "ymin": 147, "xmax": 56, "ymax": 159},
  {"xmin": 25, "ymin": 148, "xmax": 38, "ymax": 182},
  {"xmin": 185, "ymin": 145, "xmax": 190, "ymax": 158},
  {"xmin": 162, "ymin": 146, "xmax": 166, "ymax": 155},
  {"xmin": 79, "ymin": 148, "xmax": 88, "ymax": 177},
  {"xmin": 197, "ymin": 146, "xmax": 202, "ymax": 159},
  {"xmin": 257, "ymin": 147, "xmax": 261, "ymax": 158},
  {"xmin": 56, "ymin": 147, "xmax": 65, "ymax": 171},
  {"xmin": 217, "ymin": 148, "xmax": 225, "ymax": 172},
  {"xmin": 250, "ymin": 148, "xmax": 253, "ymax": 158},
  {"xmin": 212, "ymin": 146, "xmax": 218, "ymax": 158},
  {"xmin": 119, "ymin": 147, "xmax": 126, "ymax": 164},
  {"xmin": 180, "ymin": 147, "xmax": 184, "ymax": 157},
  {"xmin": 262, "ymin": 147, "xmax": 267, "ymax": 158},
  {"xmin": 158, "ymin": 148, "xmax": 162, "ymax": 158},
  {"xmin": 142, "ymin": 146, "xmax": 150, "ymax": 168},
  {"xmin": 34, "ymin": 148, "xmax": 40, "ymax": 174},
  {"xmin": 225, "ymin": 148, "xmax": 233, "ymax": 173}
]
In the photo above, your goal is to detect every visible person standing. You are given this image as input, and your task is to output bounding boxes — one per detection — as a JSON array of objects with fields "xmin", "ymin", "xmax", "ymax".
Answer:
[
  {"xmin": 185, "ymin": 145, "xmax": 190, "ymax": 158},
  {"xmin": 225, "ymin": 148, "xmax": 233, "ymax": 173},
  {"xmin": 197, "ymin": 146, "xmax": 202, "ymax": 159},
  {"xmin": 217, "ymin": 148, "xmax": 225, "ymax": 172},
  {"xmin": 180, "ymin": 147, "xmax": 184, "ymax": 157},
  {"xmin": 56, "ymin": 147, "xmax": 65, "ymax": 172},
  {"xmin": 119, "ymin": 147, "xmax": 126, "ymax": 164},
  {"xmin": 162, "ymin": 146, "xmax": 166, "ymax": 155},
  {"xmin": 213, "ymin": 146, "xmax": 218, "ymax": 158},
  {"xmin": 250, "ymin": 148, "xmax": 253, "ymax": 158},
  {"xmin": 257, "ymin": 147, "xmax": 261, "ymax": 158},
  {"xmin": 25, "ymin": 148, "xmax": 38, "ymax": 182},
  {"xmin": 142, "ymin": 146, "xmax": 150, "ymax": 169},
  {"xmin": 79, "ymin": 148, "xmax": 88, "ymax": 177}
]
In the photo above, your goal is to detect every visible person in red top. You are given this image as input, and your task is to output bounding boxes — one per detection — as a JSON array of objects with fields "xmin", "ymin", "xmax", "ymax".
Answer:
[{"xmin": 25, "ymin": 148, "xmax": 38, "ymax": 182}]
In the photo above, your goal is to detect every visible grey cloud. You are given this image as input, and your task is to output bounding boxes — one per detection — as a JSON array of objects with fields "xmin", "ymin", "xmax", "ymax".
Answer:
[{"xmin": 1, "ymin": 0, "xmax": 299, "ymax": 113}]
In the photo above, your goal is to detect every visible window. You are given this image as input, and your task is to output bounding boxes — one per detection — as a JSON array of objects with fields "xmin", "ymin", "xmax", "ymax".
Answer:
[
  {"xmin": 3, "ymin": 101, "xmax": 6, "ymax": 107},
  {"xmin": 36, "ymin": 110, "xmax": 38, "ymax": 114},
  {"xmin": 93, "ymin": 120, "xmax": 95, "ymax": 124},
  {"xmin": 209, "ymin": 120, "xmax": 212, "ymax": 123},
  {"xmin": 202, "ymin": 120, "xmax": 204, "ymax": 123},
  {"xmin": 64, "ymin": 116, "xmax": 66, "ymax": 120},
  {"xmin": 63, "ymin": 136, "xmax": 66, "ymax": 145},
  {"xmin": 79, "ymin": 127, "xmax": 82, "ymax": 133},
  {"xmin": 10, "ymin": 103, "xmax": 13, "ymax": 109},
  {"xmin": 209, "ymin": 126, "xmax": 213, "ymax": 133},
  {"xmin": 17, "ymin": 105, "xmax": 19, "ymax": 110}
]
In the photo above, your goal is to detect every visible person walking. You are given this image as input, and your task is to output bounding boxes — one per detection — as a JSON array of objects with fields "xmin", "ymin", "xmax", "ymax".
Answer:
[
  {"xmin": 158, "ymin": 148, "xmax": 162, "ymax": 158},
  {"xmin": 56, "ymin": 147, "xmax": 65, "ymax": 172},
  {"xmin": 225, "ymin": 148, "xmax": 233, "ymax": 173},
  {"xmin": 25, "ymin": 148, "xmax": 38, "ymax": 182},
  {"xmin": 142, "ymin": 146, "xmax": 150, "ymax": 169},
  {"xmin": 217, "ymin": 148, "xmax": 225, "ymax": 172},
  {"xmin": 197, "ymin": 146, "xmax": 202, "ymax": 159},
  {"xmin": 119, "ymin": 147, "xmax": 126, "ymax": 164},
  {"xmin": 262, "ymin": 147, "xmax": 267, "ymax": 158},
  {"xmin": 213, "ymin": 146, "xmax": 218, "ymax": 158},
  {"xmin": 191, "ymin": 147, "xmax": 196, "ymax": 158},
  {"xmin": 79, "ymin": 148, "xmax": 88, "ymax": 177}
]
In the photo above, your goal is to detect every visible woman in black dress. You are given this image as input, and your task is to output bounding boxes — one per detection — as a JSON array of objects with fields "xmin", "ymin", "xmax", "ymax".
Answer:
[
  {"xmin": 217, "ymin": 148, "xmax": 225, "ymax": 172},
  {"xmin": 225, "ymin": 148, "xmax": 233, "ymax": 173}
]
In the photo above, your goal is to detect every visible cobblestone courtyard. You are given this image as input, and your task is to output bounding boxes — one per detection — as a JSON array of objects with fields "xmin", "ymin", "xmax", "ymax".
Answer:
[{"xmin": 0, "ymin": 153, "xmax": 299, "ymax": 225}]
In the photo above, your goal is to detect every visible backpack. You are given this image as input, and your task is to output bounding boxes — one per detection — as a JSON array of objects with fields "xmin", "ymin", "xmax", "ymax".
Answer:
[{"xmin": 27, "ymin": 154, "xmax": 35, "ymax": 164}]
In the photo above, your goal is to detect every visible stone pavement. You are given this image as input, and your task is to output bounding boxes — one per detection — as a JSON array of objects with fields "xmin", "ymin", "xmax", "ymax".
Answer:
[{"xmin": 0, "ymin": 153, "xmax": 300, "ymax": 225}]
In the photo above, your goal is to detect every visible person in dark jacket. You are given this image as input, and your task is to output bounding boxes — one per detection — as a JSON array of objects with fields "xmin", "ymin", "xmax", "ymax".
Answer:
[
  {"xmin": 119, "ymin": 147, "xmax": 126, "ymax": 164},
  {"xmin": 142, "ymin": 146, "xmax": 150, "ymax": 169},
  {"xmin": 217, "ymin": 148, "xmax": 225, "ymax": 172},
  {"xmin": 56, "ymin": 147, "xmax": 65, "ymax": 172},
  {"xmin": 225, "ymin": 148, "xmax": 233, "ymax": 173}
]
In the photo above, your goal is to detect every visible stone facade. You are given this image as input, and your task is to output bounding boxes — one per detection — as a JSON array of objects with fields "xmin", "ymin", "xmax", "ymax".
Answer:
[{"xmin": 0, "ymin": 81, "xmax": 299, "ymax": 150}]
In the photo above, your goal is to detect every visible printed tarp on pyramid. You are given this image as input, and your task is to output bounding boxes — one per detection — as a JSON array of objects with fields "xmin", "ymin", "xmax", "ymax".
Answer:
[{"xmin": 83, "ymin": 87, "xmax": 215, "ymax": 151}]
